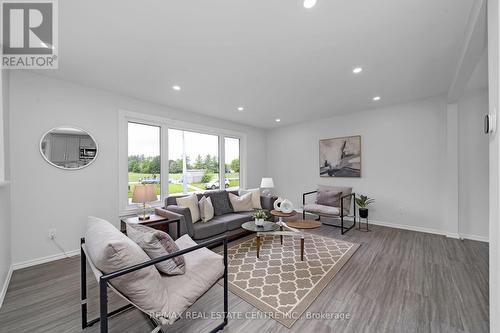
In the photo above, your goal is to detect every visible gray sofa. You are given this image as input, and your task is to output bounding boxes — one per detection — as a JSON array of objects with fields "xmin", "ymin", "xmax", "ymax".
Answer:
[{"xmin": 156, "ymin": 190, "xmax": 276, "ymax": 242}]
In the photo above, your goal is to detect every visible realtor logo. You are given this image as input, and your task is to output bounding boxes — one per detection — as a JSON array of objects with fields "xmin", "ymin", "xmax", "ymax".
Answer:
[{"xmin": 1, "ymin": 0, "xmax": 58, "ymax": 69}]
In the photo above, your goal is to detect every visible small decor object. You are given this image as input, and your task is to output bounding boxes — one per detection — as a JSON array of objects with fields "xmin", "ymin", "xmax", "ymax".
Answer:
[
  {"xmin": 319, "ymin": 135, "xmax": 361, "ymax": 177},
  {"xmin": 260, "ymin": 177, "xmax": 274, "ymax": 197},
  {"xmin": 355, "ymin": 194, "xmax": 374, "ymax": 231},
  {"xmin": 280, "ymin": 199, "xmax": 294, "ymax": 214},
  {"xmin": 40, "ymin": 126, "xmax": 98, "ymax": 170},
  {"xmin": 253, "ymin": 210, "xmax": 267, "ymax": 226},
  {"xmin": 273, "ymin": 197, "xmax": 284, "ymax": 211},
  {"xmin": 132, "ymin": 184, "xmax": 158, "ymax": 220}
]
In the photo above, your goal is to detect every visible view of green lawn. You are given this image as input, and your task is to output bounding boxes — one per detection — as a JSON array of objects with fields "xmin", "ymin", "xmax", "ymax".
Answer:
[{"xmin": 128, "ymin": 172, "xmax": 240, "ymax": 197}]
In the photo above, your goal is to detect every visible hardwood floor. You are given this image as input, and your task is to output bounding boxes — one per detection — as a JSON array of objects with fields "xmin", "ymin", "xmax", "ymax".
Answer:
[{"xmin": 0, "ymin": 222, "xmax": 489, "ymax": 333}]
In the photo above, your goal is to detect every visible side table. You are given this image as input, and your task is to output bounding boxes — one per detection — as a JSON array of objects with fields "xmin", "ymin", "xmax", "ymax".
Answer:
[{"xmin": 120, "ymin": 214, "xmax": 181, "ymax": 239}]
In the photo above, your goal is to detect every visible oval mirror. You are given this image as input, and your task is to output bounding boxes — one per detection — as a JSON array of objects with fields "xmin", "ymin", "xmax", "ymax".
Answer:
[{"xmin": 40, "ymin": 126, "xmax": 98, "ymax": 170}]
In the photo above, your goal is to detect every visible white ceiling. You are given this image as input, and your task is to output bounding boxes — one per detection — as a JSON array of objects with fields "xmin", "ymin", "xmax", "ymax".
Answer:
[{"xmin": 40, "ymin": 0, "xmax": 475, "ymax": 128}]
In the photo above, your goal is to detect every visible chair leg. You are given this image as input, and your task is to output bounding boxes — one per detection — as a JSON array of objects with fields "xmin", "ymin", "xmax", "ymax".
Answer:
[
  {"xmin": 341, "ymin": 215, "xmax": 345, "ymax": 235},
  {"xmin": 100, "ymin": 279, "xmax": 108, "ymax": 333},
  {"xmin": 302, "ymin": 210, "xmax": 305, "ymax": 220}
]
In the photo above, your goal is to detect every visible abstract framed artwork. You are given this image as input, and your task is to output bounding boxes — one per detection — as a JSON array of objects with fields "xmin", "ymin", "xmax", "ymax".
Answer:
[{"xmin": 319, "ymin": 135, "xmax": 361, "ymax": 177}]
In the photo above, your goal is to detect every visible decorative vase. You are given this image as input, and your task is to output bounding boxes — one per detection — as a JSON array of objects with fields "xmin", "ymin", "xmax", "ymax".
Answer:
[
  {"xmin": 359, "ymin": 208, "xmax": 369, "ymax": 219},
  {"xmin": 280, "ymin": 199, "xmax": 294, "ymax": 213},
  {"xmin": 273, "ymin": 197, "xmax": 284, "ymax": 211},
  {"xmin": 255, "ymin": 218, "xmax": 264, "ymax": 226}
]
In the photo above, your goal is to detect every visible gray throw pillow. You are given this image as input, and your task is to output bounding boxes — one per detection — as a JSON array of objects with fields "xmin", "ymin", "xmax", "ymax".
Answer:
[
  {"xmin": 207, "ymin": 190, "xmax": 234, "ymax": 216},
  {"xmin": 316, "ymin": 190, "xmax": 342, "ymax": 208},
  {"xmin": 126, "ymin": 223, "xmax": 186, "ymax": 275}
]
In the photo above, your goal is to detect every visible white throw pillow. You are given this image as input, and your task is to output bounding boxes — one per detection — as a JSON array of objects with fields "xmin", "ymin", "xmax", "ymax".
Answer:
[
  {"xmin": 198, "ymin": 196, "xmax": 214, "ymax": 222},
  {"xmin": 176, "ymin": 194, "xmax": 200, "ymax": 223},
  {"xmin": 229, "ymin": 192, "xmax": 254, "ymax": 212},
  {"xmin": 238, "ymin": 188, "xmax": 262, "ymax": 209}
]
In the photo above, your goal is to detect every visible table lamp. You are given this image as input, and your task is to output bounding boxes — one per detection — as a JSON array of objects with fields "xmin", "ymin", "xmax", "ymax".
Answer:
[
  {"xmin": 260, "ymin": 177, "xmax": 274, "ymax": 197},
  {"xmin": 132, "ymin": 184, "xmax": 157, "ymax": 220}
]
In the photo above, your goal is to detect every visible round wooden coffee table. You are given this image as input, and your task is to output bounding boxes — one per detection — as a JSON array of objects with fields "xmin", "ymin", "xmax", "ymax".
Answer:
[{"xmin": 286, "ymin": 220, "xmax": 322, "ymax": 229}]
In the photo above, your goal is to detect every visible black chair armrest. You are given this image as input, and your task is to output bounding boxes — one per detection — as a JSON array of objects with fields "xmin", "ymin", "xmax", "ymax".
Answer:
[
  {"xmin": 303, "ymin": 190, "xmax": 318, "ymax": 206},
  {"xmin": 340, "ymin": 192, "xmax": 356, "ymax": 217}
]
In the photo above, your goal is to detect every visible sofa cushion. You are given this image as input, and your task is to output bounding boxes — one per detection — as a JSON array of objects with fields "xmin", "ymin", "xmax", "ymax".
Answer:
[
  {"xmin": 126, "ymin": 223, "xmax": 186, "ymax": 275},
  {"xmin": 228, "ymin": 192, "xmax": 253, "ymax": 212},
  {"xmin": 238, "ymin": 188, "xmax": 262, "ymax": 209},
  {"xmin": 176, "ymin": 194, "xmax": 200, "ymax": 223},
  {"xmin": 206, "ymin": 190, "xmax": 234, "ymax": 216},
  {"xmin": 304, "ymin": 203, "xmax": 340, "ymax": 217},
  {"xmin": 198, "ymin": 196, "xmax": 214, "ymax": 223},
  {"xmin": 192, "ymin": 218, "xmax": 228, "ymax": 240},
  {"xmin": 318, "ymin": 185, "xmax": 352, "ymax": 215},
  {"xmin": 160, "ymin": 235, "xmax": 224, "ymax": 325},
  {"xmin": 212, "ymin": 212, "xmax": 254, "ymax": 231},
  {"xmin": 85, "ymin": 217, "xmax": 168, "ymax": 315}
]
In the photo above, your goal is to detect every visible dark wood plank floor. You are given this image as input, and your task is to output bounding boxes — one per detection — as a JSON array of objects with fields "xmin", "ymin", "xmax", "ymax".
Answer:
[{"xmin": 0, "ymin": 222, "xmax": 489, "ymax": 333}]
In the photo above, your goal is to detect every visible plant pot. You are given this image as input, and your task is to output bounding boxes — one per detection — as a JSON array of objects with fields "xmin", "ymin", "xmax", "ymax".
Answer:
[
  {"xmin": 255, "ymin": 218, "xmax": 265, "ymax": 226},
  {"xmin": 359, "ymin": 208, "xmax": 369, "ymax": 219}
]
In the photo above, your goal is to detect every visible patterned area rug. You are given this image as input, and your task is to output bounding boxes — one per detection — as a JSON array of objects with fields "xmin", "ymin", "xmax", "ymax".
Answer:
[{"xmin": 223, "ymin": 233, "xmax": 359, "ymax": 327}]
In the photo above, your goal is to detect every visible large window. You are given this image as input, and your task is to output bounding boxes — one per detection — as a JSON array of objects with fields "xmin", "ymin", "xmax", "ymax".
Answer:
[
  {"xmin": 127, "ymin": 122, "xmax": 161, "ymax": 202},
  {"xmin": 168, "ymin": 129, "xmax": 219, "ymax": 195},
  {"xmin": 119, "ymin": 110, "xmax": 246, "ymax": 212},
  {"xmin": 225, "ymin": 137, "xmax": 240, "ymax": 190}
]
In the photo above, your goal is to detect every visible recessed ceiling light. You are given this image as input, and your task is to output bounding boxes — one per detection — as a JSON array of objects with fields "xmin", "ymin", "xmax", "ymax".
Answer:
[
  {"xmin": 303, "ymin": 0, "xmax": 317, "ymax": 9},
  {"xmin": 172, "ymin": 85, "xmax": 181, "ymax": 91},
  {"xmin": 237, "ymin": 106, "xmax": 244, "ymax": 111},
  {"xmin": 373, "ymin": 96, "xmax": 381, "ymax": 101},
  {"xmin": 275, "ymin": 118, "xmax": 281, "ymax": 122},
  {"xmin": 352, "ymin": 67, "xmax": 363, "ymax": 74}
]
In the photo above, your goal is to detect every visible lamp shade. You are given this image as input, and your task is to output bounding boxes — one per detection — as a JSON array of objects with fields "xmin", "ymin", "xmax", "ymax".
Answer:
[
  {"xmin": 260, "ymin": 177, "xmax": 274, "ymax": 188},
  {"xmin": 132, "ymin": 184, "xmax": 157, "ymax": 203}
]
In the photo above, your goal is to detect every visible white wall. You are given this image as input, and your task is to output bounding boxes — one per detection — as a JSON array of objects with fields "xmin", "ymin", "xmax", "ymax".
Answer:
[
  {"xmin": 8, "ymin": 71, "xmax": 267, "ymax": 265},
  {"xmin": 267, "ymin": 96, "xmax": 451, "ymax": 234},
  {"xmin": 487, "ymin": 0, "xmax": 500, "ymax": 330},
  {"xmin": 458, "ymin": 87, "xmax": 489, "ymax": 240},
  {"xmin": 0, "ymin": 70, "xmax": 12, "ymax": 307}
]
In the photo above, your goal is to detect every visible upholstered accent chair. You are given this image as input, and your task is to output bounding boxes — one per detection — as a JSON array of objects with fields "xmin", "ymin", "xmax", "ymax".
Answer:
[
  {"xmin": 302, "ymin": 185, "xmax": 356, "ymax": 234},
  {"xmin": 81, "ymin": 217, "xmax": 228, "ymax": 333}
]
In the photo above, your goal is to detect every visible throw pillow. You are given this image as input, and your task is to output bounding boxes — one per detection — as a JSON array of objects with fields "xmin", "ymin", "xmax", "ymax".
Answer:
[
  {"xmin": 199, "ymin": 196, "xmax": 215, "ymax": 222},
  {"xmin": 85, "ymin": 217, "xmax": 168, "ymax": 313},
  {"xmin": 316, "ymin": 189, "xmax": 342, "ymax": 208},
  {"xmin": 126, "ymin": 223, "xmax": 186, "ymax": 275},
  {"xmin": 238, "ymin": 188, "xmax": 262, "ymax": 209},
  {"xmin": 228, "ymin": 192, "xmax": 253, "ymax": 212},
  {"xmin": 176, "ymin": 194, "xmax": 200, "ymax": 223},
  {"xmin": 207, "ymin": 190, "xmax": 234, "ymax": 216}
]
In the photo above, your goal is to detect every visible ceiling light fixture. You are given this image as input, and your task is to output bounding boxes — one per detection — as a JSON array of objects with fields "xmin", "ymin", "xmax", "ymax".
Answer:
[
  {"xmin": 373, "ymin": 96, "xmax": 381, "ymax": 101},
  {"xmin": 303, "ymin": 0, "xmax": 317, "ymax": 9},
  {"xmin": 172, "ymin": 85, "xmax": 181, "ymax": 91},
  {"xmin": 352, "ymin": 67, "xmax": 363, "ymax": 74},
  {"xmin": 237, "ymin": 106, "xmax": 244, "ymax": 111},
  {"xmin": 275, "ymin": 118, "xmax": 281, "ymax": 122}
]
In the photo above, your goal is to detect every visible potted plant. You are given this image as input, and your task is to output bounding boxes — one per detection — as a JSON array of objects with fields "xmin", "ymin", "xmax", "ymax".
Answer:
[
  {"xmin": 355, "ymin": 195, "xmax": 374, "ymax": 219},
  {"xmin": 253, "ymin": 210, "xmax": 267, "ymax": 226}
]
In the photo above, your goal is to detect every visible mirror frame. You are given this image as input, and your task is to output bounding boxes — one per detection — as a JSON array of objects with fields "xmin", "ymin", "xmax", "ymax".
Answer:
[{"xmin": 39, "ymin": 125, "xmax": 99, "ymax": 171}]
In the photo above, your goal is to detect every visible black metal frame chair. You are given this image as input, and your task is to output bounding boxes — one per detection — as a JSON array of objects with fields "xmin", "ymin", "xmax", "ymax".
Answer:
[
  {"xmin": 80, "ymin": 235, "xmax": 229, "ymax": 333},
  {"xmin": 302, "ymin": 191, "xmax": 356, "ymax": 234}
]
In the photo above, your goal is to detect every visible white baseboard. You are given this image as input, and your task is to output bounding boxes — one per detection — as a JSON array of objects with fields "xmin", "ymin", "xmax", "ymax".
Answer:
[
  {"xmin": 304, "ymin": 212, "xmax": 489, "ymax": 243},
  {"xmin": 458, "ymin": 233, "xmax": 489, "ymax": 243},
  {"xmin": 0, "ymin": 265, "xmax": 13, "ymax": 309},
  {"xmin": 357, "ymin": 219, "xmax": 489, "ymax": 243},
  {"xmin": 12, "ymin": 249, "xmax": 80, "ymax": 271}
]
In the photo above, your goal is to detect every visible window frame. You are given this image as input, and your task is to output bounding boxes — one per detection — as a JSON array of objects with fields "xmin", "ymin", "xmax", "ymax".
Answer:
[{"xmin": 118, "ymin": 109, "xmax": 247, "ymax": 215}]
